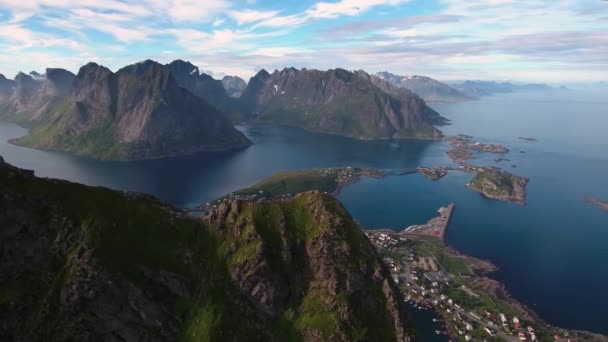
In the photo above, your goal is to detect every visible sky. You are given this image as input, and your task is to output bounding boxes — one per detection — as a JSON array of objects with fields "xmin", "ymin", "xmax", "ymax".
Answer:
[{"xmin": 0, "ymin": 0, "xmax": 607, "ymax": 83}]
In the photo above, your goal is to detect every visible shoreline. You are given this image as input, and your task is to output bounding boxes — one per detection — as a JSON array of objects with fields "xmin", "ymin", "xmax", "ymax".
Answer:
[{"xmin": 363, "ymin": 208, "xmax": 607, "ymax": 341}]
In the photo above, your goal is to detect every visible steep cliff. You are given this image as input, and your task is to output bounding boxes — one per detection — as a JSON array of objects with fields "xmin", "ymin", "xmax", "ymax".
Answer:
[{"xmin": 239, "ymin": 67, "xmax": 447, "ymax": 140}]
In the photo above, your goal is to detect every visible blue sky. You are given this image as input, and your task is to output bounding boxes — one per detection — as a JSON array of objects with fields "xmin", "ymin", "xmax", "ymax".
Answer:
[{"xmin": 0, "ymin": 0, "xmax": 607, "ymax": 83}]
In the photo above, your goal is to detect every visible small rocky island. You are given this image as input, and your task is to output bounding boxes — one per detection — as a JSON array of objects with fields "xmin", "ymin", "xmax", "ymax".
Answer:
[
  {"xmin": 446, "ymin": 135, "xmax": 509, "ymax": 164},
  {"xmin": 447, "ymin": 148, "xmax": 475, "ymax": 163},
  {"xmin": 585, "ymin": 197, "xmax": 608, "ymax": 212},
  {"xmin": 417, "ymin": 167, "xmax": 450, "ymax": 181},
  {"xmin": 467, "ymin": 167, "xmax": 529, "ymax": 205},
  {"xmin": 519, "ymin": 137, "xmax": 538, "ymax": 142}
]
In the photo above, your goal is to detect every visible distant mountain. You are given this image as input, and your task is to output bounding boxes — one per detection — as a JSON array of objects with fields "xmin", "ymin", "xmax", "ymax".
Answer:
[
  {"xmin": 222, "ymin": 75, "xmax": 247, "ymax": 97},
  {"xmin": 239, "ymin": 67, "xmax": 447, "ymax": 140},
  {"xmin": 0, "ymin": 70, "xmax": 73, "ymax": 125},
  {"xmin": 451, "ymin": 80, "xmax": 551, "ymax": 97},
  {"xmin": 1, "ymin": 158, "xmax": 412, "ymax": 341},
  {"xmin": 166, "ymin": 60, "xmax": 233, "ymax": 112},
  {"xmin": 375, "ymin": 72, "xmax": 473, "ymax": 102},
  {"xmin": 0, "ymin": 60, "xmax": 251, "ymax": 160}
]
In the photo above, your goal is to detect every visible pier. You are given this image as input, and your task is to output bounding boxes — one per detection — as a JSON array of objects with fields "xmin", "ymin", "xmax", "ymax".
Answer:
[{"xmin": 402, "ymin": 203, "xmax": 455, "ymax": 244}]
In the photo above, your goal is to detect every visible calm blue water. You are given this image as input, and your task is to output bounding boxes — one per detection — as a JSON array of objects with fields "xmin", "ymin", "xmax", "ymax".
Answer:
[
  {"xmin": 1, "ymin": 89, "xmax": 607, "ymax": 334},
  {"xmin": 340, "ymin": 89, "xmax": 608, "ymax": 333}
]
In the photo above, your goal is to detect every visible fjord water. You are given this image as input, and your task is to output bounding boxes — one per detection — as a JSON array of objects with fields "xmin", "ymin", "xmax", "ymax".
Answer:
[
  {"xmin": 0, "ymin": 89, "xmax": 607, "ymax": 333},
  {"xmin": 340, "ymin": 89, "xmax": 608, "ymax": 333}
]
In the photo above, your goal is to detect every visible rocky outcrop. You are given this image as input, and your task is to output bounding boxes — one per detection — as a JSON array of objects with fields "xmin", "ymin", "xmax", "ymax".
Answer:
[
  {"xmin": 239, "ymin": 67, "xmax": 447, "ymax": 140},
  {"xmin": 1, "ymin": 60, "xmax": 251, "ymax": 160},
  {"xmin": 0, "ymin": 159, "xmax": 412, "ymax": 341},
  {"xmin": 222, "ymin": 75, "xmax": 247, "ymax": 98},
  {"xmin": 207, "ymin": 192, "xmax": 412, "ymax": 341}
]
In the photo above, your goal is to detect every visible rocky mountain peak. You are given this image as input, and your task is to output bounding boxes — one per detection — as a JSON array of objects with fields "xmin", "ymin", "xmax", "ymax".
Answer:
[
  {"xmin": 221, "ymin": 75, "xmax": 247, "ymax": 98},
  {"xmin": 43, "ymin": 68, "xmax": 75, "ymax": 97},
  {"xmin": 165, "ymin": 59, "xmax": 232, "ymax": 112},
  {"xmin": 28, "ymin": 71, "xmax": 46, "ymax": 81},
  {"xmin": 14, "ymin": 72, "xmax": 36, "ymax": 85},
  {"xmin": 167, "ymin": 59, "xmax": 199, "ymax": 77}
]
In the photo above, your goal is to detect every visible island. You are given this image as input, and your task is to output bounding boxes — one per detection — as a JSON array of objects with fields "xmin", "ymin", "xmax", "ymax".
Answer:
[
  {"xmin": 585, "ymin": 197, "xmax": 608, "ymax": 212},
  {"xmin": 519, "ymin": 137, "xmax": 538, "ymax": 142},
  {"xmin": 466, "ymin": 167, "xmax": 529, "ymax": 205},
  {"xmin": 447, "ymin": 148, "xmax": 475, "ymax": 163},
  {"xmin": 417, "ymin": 167, "xmax": 451, "ymax": 181},
  {"xmin": 364, "ymin": 208, "xmax": 605, "ymax": 342},
  {"xmin": 446, "ymin": 135, "xmax": 509, "ymax": 164}
]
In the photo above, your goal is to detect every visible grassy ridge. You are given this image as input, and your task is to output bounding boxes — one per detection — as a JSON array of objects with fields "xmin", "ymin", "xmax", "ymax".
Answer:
[
  {"xmin": 1, "ymin": 162, "xmax": 406, "ymax": 341},
  {"xmin": 237, "ymin": 169, "xmax": 339, "ymax": 197}
]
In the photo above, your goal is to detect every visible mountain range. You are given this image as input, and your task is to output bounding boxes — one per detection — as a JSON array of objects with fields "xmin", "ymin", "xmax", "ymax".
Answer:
[
  {"xmin": 449, "ymin": 80, "xmax": 552, "ymax": 97},
  {"xmin": 0, "ymin": 61, "xmax": 251, "ymax": 161},
  {"xmin": 375, "ymin": 72, "xmax": 473, "ymax": 103},
  {"xmin": 0, "ymin": 156, "xmax": 412, "ymax": 341},
  {"xmin": 0, "ymin": 60, "xmax": 451, "ymax": 160},
  {"xmin": 238, "ymin": 67, "xmax": 448, "ymax": 140}
]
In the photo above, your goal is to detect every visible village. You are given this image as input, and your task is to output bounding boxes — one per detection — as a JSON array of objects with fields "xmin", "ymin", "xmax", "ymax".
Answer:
[{"xmin": 365, "ymin": 206, "xmax": 583, "ymax": 342}]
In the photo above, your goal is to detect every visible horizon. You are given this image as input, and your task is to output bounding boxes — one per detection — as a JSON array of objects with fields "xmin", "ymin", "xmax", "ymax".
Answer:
[
  {"xmin": 0, "ymin": 0, "xmax": 607, "ymax": 83},
  {"xmin": 5, "ymin": 59, "xmax": 606, "ymax": 87}
]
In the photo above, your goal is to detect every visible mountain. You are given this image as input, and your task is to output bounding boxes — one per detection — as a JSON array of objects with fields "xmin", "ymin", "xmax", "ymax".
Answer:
[
  {"xmin": 166, "ymin": 60, "xmax": 233, "ymax": 112},
  {"xmin": 0, "ymin": 74, "xmax": 14, "ymax": 102},
  {"xmin": 375, "ymin": 72, "xmax": 473, "ymax": 102},
  {"xmin": 0, "ymin": 60, "xmax": 251, "ymax": 161},
  {"xmin": 451, "ymin": 80, "xmax": 551, "ymax": 97},
  {"xmin": 239, "ymin": 67, "xmax": 447, "ymax": 140},
  {"xmin": 222, "ymin": 75, "xmax": 247, "ymax": 97},
  {"xmin": 0, "ymin": 156, "xmax": 412, "ymax": 341}
]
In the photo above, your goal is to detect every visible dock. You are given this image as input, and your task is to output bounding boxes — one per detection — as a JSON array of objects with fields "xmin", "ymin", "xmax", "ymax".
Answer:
[{"xmin": 401, "ymin": 203, "xmax": 455, "ymax": 244}]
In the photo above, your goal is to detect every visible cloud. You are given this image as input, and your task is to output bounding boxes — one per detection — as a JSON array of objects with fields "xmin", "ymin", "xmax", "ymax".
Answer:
[
  {"xmin": 250, "ymin": 0, "xmax": 410, "ymax": 29},
  {"xmin": 0, "ymin": 0, "xmax": 606, "ymax": 82},
  {"xmin": 229, "ymin": 9, "xmax": 280, "ymax": 25},
  {"xmin": 306, "ymin": 0, "xmax": 409, "ymax": 19}
]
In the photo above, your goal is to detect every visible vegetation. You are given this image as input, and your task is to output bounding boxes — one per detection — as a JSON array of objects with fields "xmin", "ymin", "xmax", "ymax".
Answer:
[
  {"xmin": 468, "ymin": 168, "xmax": 528, "ymax": 204},
  {"xmin": 237, "ymin": 169, "xmax": 339, "ymax": 197},
  {"xmin": 1, "ymin": 160, "xmax": 408, "ymax": 341}
]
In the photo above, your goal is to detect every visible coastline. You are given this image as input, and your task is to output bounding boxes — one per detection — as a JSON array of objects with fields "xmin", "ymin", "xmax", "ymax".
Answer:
[{"xmin": 363, "ymin": 208, "xmax": 607, "ymax": 341}]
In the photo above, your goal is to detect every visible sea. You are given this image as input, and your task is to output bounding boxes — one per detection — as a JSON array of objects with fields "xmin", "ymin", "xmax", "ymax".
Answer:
[{"xmin": 1, "ymin": 89, "xmax": 607, "ymax": 335}]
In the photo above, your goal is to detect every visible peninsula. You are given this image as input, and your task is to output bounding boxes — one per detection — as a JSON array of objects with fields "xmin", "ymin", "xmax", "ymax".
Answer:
[
  {"xmin": 235, "ymin": 167, "xmax": 386, "ymax": 198},
  {"xmin": 364, "ymin": 209, "xmax": 606, "ymax": 342},
  {"xmin": 466, "ymin": 167, "xmax": 529, "ymax": 205}
]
